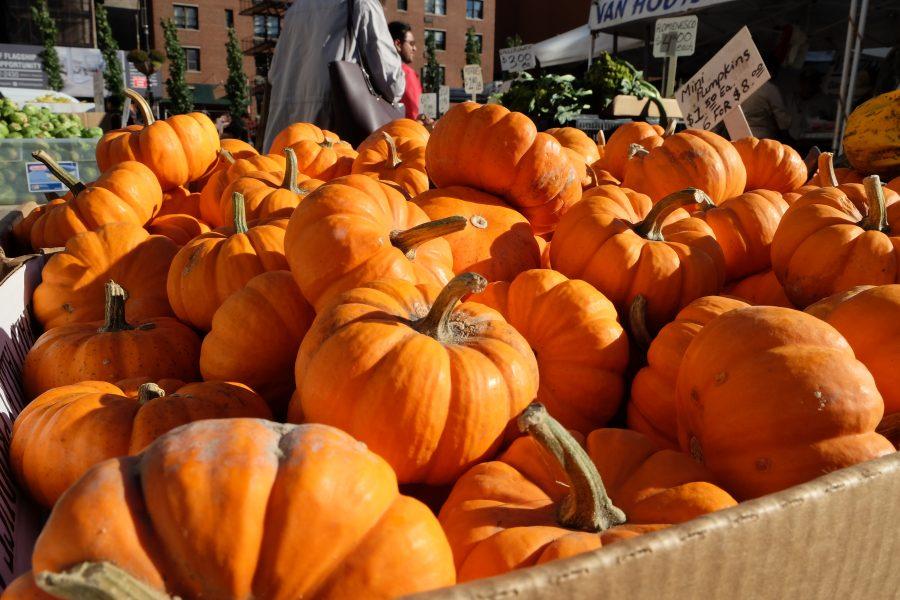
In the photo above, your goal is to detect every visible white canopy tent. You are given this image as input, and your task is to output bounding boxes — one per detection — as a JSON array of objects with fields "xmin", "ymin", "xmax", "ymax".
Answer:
[{"xmin": 532, "ymin": 25, "xmax": 643, "ymax": 68}]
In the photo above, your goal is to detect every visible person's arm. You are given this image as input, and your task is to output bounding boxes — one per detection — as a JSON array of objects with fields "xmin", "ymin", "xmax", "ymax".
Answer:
[{"xmin": 356, "ymin": 0, "xmax": 405, "ymax": 103}]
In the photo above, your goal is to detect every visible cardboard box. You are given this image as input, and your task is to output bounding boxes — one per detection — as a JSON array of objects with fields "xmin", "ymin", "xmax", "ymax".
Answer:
[
  {"xmin": 0, "ymin": 250, "xmax": 898, "ymax": 597},
  {"xmin": 610, "ymin": 95, "xmax": 683, "ymax": 119}
]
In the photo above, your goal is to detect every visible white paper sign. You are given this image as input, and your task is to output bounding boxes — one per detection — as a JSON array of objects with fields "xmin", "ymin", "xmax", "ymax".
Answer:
[
  {"xmin": 653, "ymin": 15, "xmax": 698, "ymax": 57},
  {"xmin": 419, "ymin": 92, "xmax": 437, "ymax": 119},
  {"xmin": 499, "ymin": 45, "xmax": 536, "ymax": 73},
  {"xmin": 675, "ymin": 26, "xmax": 770, "ymax": 131},
  {"xmin": 438, "ymin": 85, "xmax": 450, "ymax": 114},
  {"xmin": 463, "ymin": 65, "xmax": 484, "ymax": 95},
  {"xmin": 589, "ymin": 0, "xmax": 733, "ymax": 31}
]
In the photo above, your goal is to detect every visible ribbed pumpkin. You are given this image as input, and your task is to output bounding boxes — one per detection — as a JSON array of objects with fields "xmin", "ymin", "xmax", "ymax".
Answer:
[
  {"xmin": 268, "ymin": 121, "xmax": 336, "ymax": 156},
  {"xmin": 888, "ymin": 176, "xmax": 900, "ymax": 194},
  {"xmin": 469, "ymin": 269, "xmax": 629, "ymax": 433},
  {"xmin": 724, "ymin": 269, "xmax": 794, "ymax": 307},
  {"xmin": 24, "ymin": 281, "xmax": 201, "ymax": 399},
  {"xmin": 287, "ymin": 135, "xmax": 357, "ymax": 181},
  {"xmin": 439, "ymin": 402, "xmax": 736, "ymax": 582},
  {"xmin": 842, "ymin": 90, "xmax": 900, "ymax": 178},
  {"xmin": 201, "ymin": 271, "xmax": 315, "ymax": 417},
  {"xmin": 115, "ymin": 377, "xmax": 186, "ymax": 396},
  {"xmin": 96, "ymin": 89, "xmax": 219, "ymax": 190},
  {"xmin": 806, "ymin": 151, "xmax": 864, "ymax": 186},
  {"xmin": 628, "ymin": 295, "xmax": 749, "ymax": 450},
  {"xmin": 199, "ymin": 150, "xmax": 286, "ymax": 227},
  {"xmin": 352, "ymin": 128, "xmax": 429, "ymax": 197},
  {"xmin": 190, "ymin": 138, "xmax": 258, "ymax": 193},
  {"xmin": 413, "ymin": 186, "xmax": 541, "ymax": 282},
  {"xmin": 27, "ymin": 151, "xmax": 162, "ymax": 249},
  {"xmin": 167, "ymin": 193, "xmax": 289, "ymax": 331},
  {"xmin": 551, "ymin": 185, "xmax": 725, "ymax": 331},
  {"xmin": 622, "ymin": 129, "xmax": 747, "ymax": 204},
  {"xmin": 733, "ymin": 137, "xmax": 807, "ymax": 193},
  {"xmin": 291, "ymin": 273, "xmax": 539, "ymax": 484},
  {"xmin": 699, "ymin": 189, "xmax": 789, "ymax": 281},
  {"xmin": 12, "ymin": 198, "xmax": 65, "ymax": 251},
  {"xmin": 546, "ymin": 127, "xmax": 602, "ymax": 188},
  {"xmin": 594, "ymin": 121, "xmax": 664, "ymax": 181},
  {"xmin": 284, "ymin": 175, "xmax": 459, "ymax": 311},
  {"xmin": 16, "ymin": 419, "xmax": 455, "ymax": 599},
  {"xmin": 147, "ymin": 213, "xmax": 211, "ymax": 246},
  {"xmin": 806, "ymin": 285, "xmax": 900, "ymax": 425},
  {"xmin": 771, "ymin": 176, "xmax": 900, "ymax": 307},
  {"xmin": 33, "ymin": 222, "xmax": 178, "ymax": 330},
  {"xmin": 426, "ymin": 102, "xmax": 582, "ymax": 235},
  {"xmin": 11, "ymin": 380, "xmax": 270, "ymax": 507},
  {"xmin": 676, "ymin": 306, "xmax": 895, "ymax": 499},
  {"xmin": 157, "ymin": 186, "xmax": 202, "ymax": 217}
]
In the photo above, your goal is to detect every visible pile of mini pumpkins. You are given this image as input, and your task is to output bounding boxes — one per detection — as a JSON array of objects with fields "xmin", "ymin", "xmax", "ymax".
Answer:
[{"xmin": 3, "ymin": 88, "xmax": 899, "ymax": 599}]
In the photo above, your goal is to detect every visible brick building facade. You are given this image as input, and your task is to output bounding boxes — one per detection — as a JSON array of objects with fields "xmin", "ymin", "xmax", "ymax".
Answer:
[{"xmin": 382, "ymin": 0, "xmax": 495, "ymax": 88}]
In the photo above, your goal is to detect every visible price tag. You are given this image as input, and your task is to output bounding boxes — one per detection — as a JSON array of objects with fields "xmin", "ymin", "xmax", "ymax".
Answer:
[
  {"xmin": 438, "ymin": 85, "xmax": 450, "ymax": 114},
  {"xmin": 653, "ymin": 15, "xmax": 698, "ymax": 58},
  {"xmin": 25, "ymin": 161, "xmax": 79, "ymax": 193},
  {"xmin": 675, "ymin": 26, "xmax": 770, "ymax": 132},
  {"xmin": 463, "ymin": 65, "xmax": 484, "ymax": 95},
  {"xmin": 499, "ymin": 45, "xmax": 536, "ymax": 73},
  {"xmin": 419, "ymin": 93, "xmax": 437, "ymax": 119}
]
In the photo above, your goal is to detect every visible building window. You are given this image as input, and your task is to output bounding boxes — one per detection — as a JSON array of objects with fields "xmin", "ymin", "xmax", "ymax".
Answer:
[
  {"xmin": 184, "ymin": 47, "xmax": 201, "ymax": 71},
  {"xmin": 472, "ymin": 33, "xmax": 483, "ymax": 53},
  {"xmin": 425, "ymin": 0, "xmax": 446, "ymax": 16},
  {"xmin": 398, "ymin": 0, "xmax": 408, "ymax": 10},
  {"xmin": 173, "ymin": 4, "xmax": 199, "ymax": 30},
  {"xmin": 466, "ymin": 0, "xmax": 484, "ymax": 19},
  {"xmin": 253, "ymin": 15, "xmax": 280, "ymax": 38},
  {"xmin": 225, "ymin": 9, "xmax": 234, "ymax": 28},
  {"xmin": 421, "ymin": 65, "xmax": 446, "ymax": 87},
  {"xmin": 425, "ymin": 29, "xmax": 446, "ymax": 51}
]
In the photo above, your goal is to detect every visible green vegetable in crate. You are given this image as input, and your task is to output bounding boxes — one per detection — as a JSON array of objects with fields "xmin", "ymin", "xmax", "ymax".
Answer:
[
  {"xmin": 498, "ymin": 72, "xmax": 592, "ymax": 126},
  {"xmin": 585, "ymin": 51, "xmax": 665, "ymax": 115},
  {"xmin": 8, "ymin": 112, "xmax": 27, "ymax": 126},
  {"xmin": 0, "ymin": 122, "xmax": 8, "ymax": 138}
]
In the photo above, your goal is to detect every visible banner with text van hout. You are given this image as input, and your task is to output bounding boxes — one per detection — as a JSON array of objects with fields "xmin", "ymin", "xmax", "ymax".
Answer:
[{"xmin": 589, "ymin": 0, "xmax": 735, "ymax": 31}]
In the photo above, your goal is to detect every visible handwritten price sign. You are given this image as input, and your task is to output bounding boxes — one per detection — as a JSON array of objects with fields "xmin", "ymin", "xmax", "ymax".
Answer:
[
  {"xmin": 499, "ymin": 45, "xmax": 536, "ymax": 72},
  {"xmin": 463, "ymin": 65, "xmax": 484, "ymax": 95},
  {"xmin": 675, "ymin": 26, "xmax": 769, "ymax": 131}
]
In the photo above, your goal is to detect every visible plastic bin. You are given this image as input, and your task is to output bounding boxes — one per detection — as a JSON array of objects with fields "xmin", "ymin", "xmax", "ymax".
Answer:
[{"xmin": 0, "ymin": 138, "xmax": 99, "ymax": 205}]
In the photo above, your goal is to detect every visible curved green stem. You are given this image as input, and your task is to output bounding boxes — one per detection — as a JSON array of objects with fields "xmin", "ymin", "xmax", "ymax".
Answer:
[
  {"xmin": 124, "ymin": 88, "xmax": 155, "ymax": 125},
  {"xmin": 31, "ymin": 150, "xmax": 86, "ymax": 196},
  {"xmin": 415, "ymin": 272, "xmax": 486, "ymax": 342},
  {"xmin": 817, "ymin": 151, "xmax": 838, "ymax": 187},
  {"xmin": 382, "ymin": 131, "xmax": 402, "ymax": 168},
  {"xmin": 36, "ymin": 562, "xmax": 172, "ymax": 600},
  {"xmin": 97, "ymin": 280, "xmax": 134, "ymax": 333},
  {"xmin": 282, "ymin": 148, "xmax": 299, "ymax": 192},
  {"xmin": 628, "ymin": 143, "xmax": 650, "ymax": 160},
  {"xmin": 635, "ymin": 188, "xmax": 714, "ymax": 241},
  {"xmin": 518, "ymin": 402, "xmax": 626, "ymax": 532},
  {"xmin": 860, "ymin": 175, "xmax": 888, "ymax": 232},
  {"xmin": 232, "ymin": 192, "xmax": 249, "ymax": 234},
  {"xmin": 390, "ymin": 216, "xmax": 467, "ymax": 259}
]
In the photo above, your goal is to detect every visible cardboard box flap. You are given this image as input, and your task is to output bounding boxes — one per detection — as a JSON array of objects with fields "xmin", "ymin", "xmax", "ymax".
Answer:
[{"xmin": 413, "ymin": 452, "xmax": 900, "ymax": 599}]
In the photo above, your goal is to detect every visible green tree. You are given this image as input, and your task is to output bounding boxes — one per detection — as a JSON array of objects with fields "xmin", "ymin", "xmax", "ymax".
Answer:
[
  {"xmin": 505, "ymin": 35, "xmax": 523, "ymax": 49},
  {"xmin": 161, "ymin": 18, "xmax": 193, "ymax": 114},
  {"xmin": 421, "ymin": 33, "xmax": 442, "ymax": 93},
  {"xmin": 225, "ymin": 28, "xmax": 251, "ymax": 123},
  {"xmin": 465, "ymin": 27, "xmax": 481, "ymax": 66},
  {"xmin": 31, "ymin": 0, "xmax": 64, "ymax": 91},
  {"xmin": 94, "ymin": 1, "xmax": 125, "ymax": 113}
]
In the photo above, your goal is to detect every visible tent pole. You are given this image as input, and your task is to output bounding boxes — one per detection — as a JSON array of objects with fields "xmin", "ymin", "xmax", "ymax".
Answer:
[
  {"xmin": 588, "ymin": 31, "xmax": 596, "ymax": 67},
  {"xmin": 831, "ymin": 0, "xmax": 858, "ymax": 152},
  {"xmin": 839, "ymin": 0, "xmax": 870, "ymax": 154}
]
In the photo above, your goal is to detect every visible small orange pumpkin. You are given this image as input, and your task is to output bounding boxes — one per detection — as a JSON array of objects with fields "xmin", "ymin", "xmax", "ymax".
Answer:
[
  {"xmin": 724, "ymin": 269, "xmax": 794, "ymax": 307},
  {"xmin": 439, "ymin": 402, "xmax": 736, "ymax": 582},
  {"xmin": 146, "ymin": 213, "xmax": 211, "ymax": 246},
  {"xmin": 352, "ymin": 129, "xmax": 429, "ymax": 197},
  {"xmin": 594, "ymin": 121, "xmax": 665, "ymax": 181},
  {"xmin": 167, "ymin": 193, "xmax": 289, "ymax": 331},
  {"xmin": 198, "ymin": 150, "xmax": 286, "ymax": 227},
  {"xmin": 190, "ymin": 138, "xmax": 258, "ymax": 193},
  {"xmin": 547, "ymin": 127, "xmax": 602, "ymax": 188},
  {"xmin": 268, "ymin": 121, "xmax": 336, "ymax": 155},
  {"xmin": 11, "ymin": 380, "xmax": 270, "ymax": 507},
  {"xmin": 287, "ymin": 134, "xmax": 357, "ymax": 181},
  {"xmin": 23, "ymin": 281, "xmax": 201, "ymax": 399},
  {"xmin": 733, "ymin": 137, "xmax": 807, "ymax": 193},
  {"xmin": 469, "ymin": 269, "xmax": 629, "ymax": 433},
  {"xmin": 157, "ymin": 186, "xmax": 203, "ymax": 218}
]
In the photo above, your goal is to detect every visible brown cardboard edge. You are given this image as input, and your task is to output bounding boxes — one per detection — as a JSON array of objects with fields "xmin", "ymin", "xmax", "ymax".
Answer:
[
  {"xmin": 0, "ymin": 249, "xmax": 61, "ymax": 286},
  {"xmin": 409, "ymin": 452, "xmax": 900, "ymax": 599}
]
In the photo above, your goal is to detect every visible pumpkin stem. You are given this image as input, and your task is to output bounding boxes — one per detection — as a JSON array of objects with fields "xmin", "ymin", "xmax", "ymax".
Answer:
[
  {"xmin": 124, "ymin": 88, "xmax": 155, "ymax": 125},
  {"xmin": 390, "ymin": 216, "xmax": 467, "ymax": 259},
  {"xmin": 518, "ymin": 401, "xmax": 626, "ymax": 532},
  {"xmin": 232, "ymin": 192, "xmax": 249, "ymax": 234},
  {"xmin": 803, "ymin": 146, "xmax": 820, "ymax": 179},
  {"xmin": 415, "ymin": 272, "xmax": 487, "ymax": 341},
  {"xmin": 664, "ymin": 118, "xmax": 677, "ymax": 136},
  {"xmin": 816, "ymin": 152, "xmax": 839, "ymax": 187},
  {"xmin": 596, "ymin": 130, "xmax": 606, "ymax": 146},
  {"xmin": 860, "ymin": 175, "xmax": 888, "ymax": 232},
  {"xmin": 628, "ymin": 295, "xmax": 652, "ymax": 352},
  {"xmin": 36, "ymin": 561, "xmax": 173, "ymax": 600},
  {"xmin": 30, "ymin": 150, "xmax": 86, "ymax": 196},
  {"xmin": 137, "ymin": 383, "xmax": 166, "ymax": 405},
  {"xmin": 627, "ymin": 143, "xmax": 650, "ymax": 159},
  {"xmin": 586, "ymin": 164, "xmax": 599, "ymax": 188},
  {"xmin": 220, "ymin": 148, "xmax": 236, "ymax": 165},
  {"xmin": 636, "ymin": 188, "xmax": 715, "ymax": 242},
  {"xmin": 320, "ymin": 133, "xmax": 335, "ymax": 149},
  {"xmin": 281, "ymin": 148, "xmax": 300, "ymax": 193},
  {"xmin": 382, "ymin": 131, "xmax": 403, "ymax": 168},
  {"xmin": 97, "ymin": 280, "xmax": 134, "ymax": 333}
]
